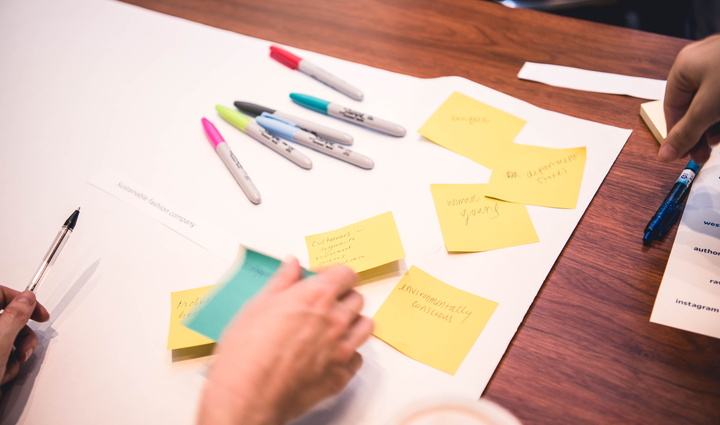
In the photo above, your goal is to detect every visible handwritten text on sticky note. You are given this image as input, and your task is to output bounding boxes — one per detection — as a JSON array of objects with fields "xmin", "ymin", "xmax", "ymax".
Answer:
[
  {"xmin": 305, "ymin": 212, "xmax": 406, "ymax": 272},
  {"xmin": 430, "ymin": 184, "xmax": 539, "ymax": 252},
  {"xmin": 167, "ymin": 285, "xmax": 215, "ymax": 350},
  {"xmin": 373, "ymin": 266, "xmax": 498, "ymax": 375},
  {"xmin": 418, "ymin": 91, "xmax": 526, "ymax": 168},
  {"xmin": 486, "ymin": 145, "xmax": 587, "ymax": 209}
]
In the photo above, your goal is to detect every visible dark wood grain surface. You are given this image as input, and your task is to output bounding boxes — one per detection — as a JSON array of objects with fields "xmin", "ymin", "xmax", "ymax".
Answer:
[{"xmin": 118, "ymin": 1, "xmax": 720, "ymax": 423}]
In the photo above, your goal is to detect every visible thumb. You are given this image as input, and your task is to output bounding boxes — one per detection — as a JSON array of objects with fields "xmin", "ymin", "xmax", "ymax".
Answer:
[
  {"xmin": 660, "ymin": 89, "xmax": 720, "ymax": 162},
  {"xmin": 0, "ymin": 291, "xmax": 36, "ymax": 362},
  {"xmin": 263, "ymin": 256, "xmax": 303, "ymax": 293}
]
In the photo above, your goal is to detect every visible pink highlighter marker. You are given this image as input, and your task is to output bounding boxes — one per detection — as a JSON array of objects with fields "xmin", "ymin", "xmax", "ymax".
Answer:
[
  {"xmin": 202, "ymin": 118, "xmax": 261, "ymax": 204},
  {"xmin": 270, "ymin": 45, "xmax": 364, "ymax": 101}
]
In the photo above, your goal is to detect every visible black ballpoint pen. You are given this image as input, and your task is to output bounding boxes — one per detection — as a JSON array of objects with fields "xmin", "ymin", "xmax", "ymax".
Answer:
[
  {"xmin": 26, "ymin": 208, "xmax": 80, "ymax": 292},
  {"xmin": 643, "ymin": 160, "xmax": 701, "ymax": 246}
]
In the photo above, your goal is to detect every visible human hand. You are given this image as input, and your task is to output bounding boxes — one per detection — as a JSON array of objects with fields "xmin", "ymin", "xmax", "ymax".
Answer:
[
  {"xmin": 197, "ymin": 257, "xmax": 374, "ymax": 425},
  {"xmin": 0, "ymin": 287, "xmax": 50, "ymax": 397},
  {"xmin": 660, "ymin": 34, "xmax": 720, "ymax": 163}
]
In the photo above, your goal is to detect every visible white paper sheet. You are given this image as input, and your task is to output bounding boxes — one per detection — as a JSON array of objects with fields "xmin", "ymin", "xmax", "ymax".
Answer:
[
  {"xmin": 518, "ymin": 62, "xmax": 667, "ymax": 100},
  {"xmin": 0, "ymin": 0, "xmax": 630, "ymax": 423},
  {"xmin": 651, "ymin": 149, "xmax": 720, "ymax": 339}
]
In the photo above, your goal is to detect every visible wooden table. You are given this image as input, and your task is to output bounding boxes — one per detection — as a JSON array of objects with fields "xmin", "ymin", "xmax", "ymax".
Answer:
[{"xmin": 118, "ymin": 1, "xmax": 719, "ymax": 423}]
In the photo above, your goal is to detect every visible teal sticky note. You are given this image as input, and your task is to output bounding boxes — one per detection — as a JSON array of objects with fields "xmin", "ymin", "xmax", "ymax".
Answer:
[{"xmin": 183, "ymin": 248, "xmax": 312, "ymax": 341}]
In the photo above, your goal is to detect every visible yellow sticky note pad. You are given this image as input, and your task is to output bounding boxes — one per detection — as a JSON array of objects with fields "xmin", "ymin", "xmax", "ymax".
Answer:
[
  {"xmin": 418, "ymin": 91, "xmax": 526, "ymax": 168},
  {"xmin": 486, "ymin": 144, "xmax": 587, "ymax": 209},
  {"xmin": 373, "ymin": 266, "xmax": 498, "ymax": 375},
  {"xmin": 167, "ymin": 285, "xmax": 215, "ymax": 350},
  {"xmin": 305, "ymin": 211, "xmax": 406, "ymax": 272},
  {"xmin": 430, "ymin": 184, "xmax": 539, "ymax": 252}
]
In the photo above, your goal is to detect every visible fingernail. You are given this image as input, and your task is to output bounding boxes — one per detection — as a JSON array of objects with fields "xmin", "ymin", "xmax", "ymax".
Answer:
[
  {"xmin": 15, "ymin": 291, "xmax": 35, "ymax": 306},
  {"xmin": 658, "ymin": 144, "xmax": 678, "ymax": 162},
  {"xmin": 282, "ymin": 255, "xmax": 296, "ymax": 263},
  {"xmin": 21, "ymin": 348, "xmax": 34, "ymax": 363}
]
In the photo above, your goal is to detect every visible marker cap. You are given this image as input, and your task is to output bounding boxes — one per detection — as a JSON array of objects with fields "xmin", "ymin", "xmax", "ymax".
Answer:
[
  {"xmin": 270, "ymin": 45, "xmax": 301, "ymax": 70},
  {"xmin": 290, "ymin": 93, "xmax": 330, "ymax": 114},
  {"xmin": 201, "ymin": 118, "xmax": 224, "ymax": 149},
  {"xmin": 256, "ymin": 114, "xmax": 298, "ymax": 140},
  {"xmin": 216, "ymin": 105, "xmax": 252, "ymax": 132},
  {"xmin": 234, "ymin": 101, "xmax": 275, "ymax": 117}
]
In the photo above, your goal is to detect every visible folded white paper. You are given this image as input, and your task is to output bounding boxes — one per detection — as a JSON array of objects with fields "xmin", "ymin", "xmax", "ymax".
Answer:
[{"xmin": 519, "ymin": 62, "xmax": 666, "ymax": 100}]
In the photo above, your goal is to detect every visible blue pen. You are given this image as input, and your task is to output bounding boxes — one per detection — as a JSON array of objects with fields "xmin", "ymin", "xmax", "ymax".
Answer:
[
  {"xmin": 290, "ymin": 93, "xmax": 406, "ymax": 137},
  {"xmin": 256, "ymin": 113, "xmax": 374, "ymax": 169},
  {"xmin": 643, "ymin": 159, "xmax": 702, "ymax": 246}
]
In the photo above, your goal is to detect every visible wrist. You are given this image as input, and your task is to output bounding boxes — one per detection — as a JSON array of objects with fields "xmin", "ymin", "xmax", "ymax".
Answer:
[{"xmin": 197, "ymin": 377, "xmax": 283, "ymax": 425}]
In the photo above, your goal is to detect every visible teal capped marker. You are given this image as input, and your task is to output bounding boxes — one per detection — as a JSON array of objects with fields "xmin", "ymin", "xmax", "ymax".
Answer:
[
  {"xmin": 290, "ymin": 93, "xmax": 331, "ymax": 114},
  {"xmin": 290, "ymin": 93, "xmax": 406, "ymax": 137}
]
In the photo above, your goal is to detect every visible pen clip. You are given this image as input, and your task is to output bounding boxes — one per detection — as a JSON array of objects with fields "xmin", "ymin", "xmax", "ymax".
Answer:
[{"xmin": 657, "ymin": 205, "xmax": 682, "ymax": 239}]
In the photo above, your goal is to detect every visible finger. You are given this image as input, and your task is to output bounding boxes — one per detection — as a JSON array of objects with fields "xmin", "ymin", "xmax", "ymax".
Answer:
[
  {"xmin": 337, "ymin": 290, "xmax": 364, "ymax": 322},
  {"xmin": 263, "ymin": 256, "xmax": 303, "ymax": 293},
  {"xmin": 31, "ymin": 301, "xmax": 50, "ymax": 323},
  {"xmin": 324, "ymin": 352, "xmax": 364, "ymax": 396},
  {"xmin": 345, "ymin": 351, "xmax": 363, "ymax": 376},
  {"xmin": 304, "ymin": 265, "xmax": 357, "ymax": 299},
  {"xmin": 0, "ymin": 286, "xmax": 21, "ymax": 309},
  {"xmin": 689, "ymin": 141, "xmax": 712, "ymax": 164},
  {"xmin": 663, "ymin": 77, "xmax": 695, "ymax": 134},
  {"xmin": 706, "ymin": 121, "xmax": 720, "ymax": 146},
  {"xmin": 0, "ymin": 292, "xmax": 36, "ymax": 368},
  {"xmin": 1, "ymin": 357, "xmax": 20, "ymax": 386},
  {"xmin": 661, "ymin": 88, "xmax": 720, "ymax": 162},
  {"xmin": 0, "ymin": 286, "xmax": 48, "ymax": 323},
  {"xmin": 334, "ymin": 316, "xmax": 374, "ymax": 363},
  {"xmin": 13, "ymin": 325, "xmax": 39, "ymax": 363}
]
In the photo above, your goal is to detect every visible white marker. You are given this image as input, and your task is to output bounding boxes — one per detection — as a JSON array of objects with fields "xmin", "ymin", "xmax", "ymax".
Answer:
[
  {"xmin": 270, "ymin": 45, "xmax": 364, "ymax": 101},
  {"xmin": 201, "ymin": 118, "xmax": 261, "ymax": 204},
  {"xmin": 290, "ymin": 93, "xmax": 406, "ymax": 137},
  {"xmin": 256, "ymin": 114, "xmax": 374, "ymax": 170}
]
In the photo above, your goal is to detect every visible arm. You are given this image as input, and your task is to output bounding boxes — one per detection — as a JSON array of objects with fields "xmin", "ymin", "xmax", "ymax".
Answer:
[
  {"xmin": 197, "ymin": 257, "xmax": 374, "ymax": 425},
  {"xmin": 0, "ymin": 287, "xmax": 50, "ymax": 397},
  {"xmin": 659, "ymin": 34, "xmax": 720, "ymax": 163}
]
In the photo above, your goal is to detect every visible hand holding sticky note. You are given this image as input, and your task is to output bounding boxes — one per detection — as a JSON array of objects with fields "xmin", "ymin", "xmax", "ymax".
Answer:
[
  {"xmin": 373, "ymin": 266, "xmax": 498, "ymax": 375},
  {"xmin": 430, "ymin": 184, "xmax": 538, "ymax": 252},
  {"xmin": 305, "ymin": 212, "xmax": 406, "ymax": 272},
  {"xmin": 183, "ymin": 248, "xmax": 312, "ymax": 341}
]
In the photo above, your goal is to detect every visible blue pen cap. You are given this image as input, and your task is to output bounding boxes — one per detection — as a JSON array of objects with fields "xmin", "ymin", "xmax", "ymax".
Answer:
[
  {"xmin": 686, "ymin": 159, "xmax": 701, "ymax": 174},
  {"xmin": 290, "ymin": 93, "xmax": 330, "ymax": 114},
  {"xmin": 256, "ymin": 114, "xmax": 298, "ymax": 141}
]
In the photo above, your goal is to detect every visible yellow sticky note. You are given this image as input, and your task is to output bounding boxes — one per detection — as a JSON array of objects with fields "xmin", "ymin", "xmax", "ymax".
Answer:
[
  {"xmin": 418, "ymin": 91, "xmax": 526, "ymax": 168},
  {"xmin": 306, "ymin": 212, "xmax": 406, "ymax": 272},
  {"xmin": 430, "ymin": 184, "xmax": 539, "ymax": 252},
  {"xmin": 640, "ymin": 99, "xmax": 666, "ymax": 144},
  {"xmin": 167, "ymin": 285, "xmax": 215, "ymax": 350},
  {"xmin": 486, "ymin": 144, "xmax": 587, "ymax": 209},
  {"xmin": 373, "ymin": 266, "xmax": 498, "ymax": 375}
]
